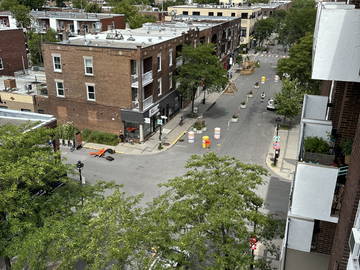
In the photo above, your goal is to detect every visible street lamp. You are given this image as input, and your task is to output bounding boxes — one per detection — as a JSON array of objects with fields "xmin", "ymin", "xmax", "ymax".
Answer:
[
  {"xmin": 275, "ymin": 117, "xmax": 281, "ymax": 136},
  {"xmin": 76, "ymin": 160, "xmax": 84, "ymax": 206},
  {"xmin": 273, "ymin": 117, "xmax": 282, "ymax": 166}
]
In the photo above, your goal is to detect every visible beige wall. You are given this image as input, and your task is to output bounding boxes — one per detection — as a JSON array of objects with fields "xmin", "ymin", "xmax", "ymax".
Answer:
[
  {"xmin": 167, "ymin": 6, "xmax": 261, "ymax": 45},
  {"xmin": 0, "ymin": 92, "xmax": 35, "ymax": 111}
]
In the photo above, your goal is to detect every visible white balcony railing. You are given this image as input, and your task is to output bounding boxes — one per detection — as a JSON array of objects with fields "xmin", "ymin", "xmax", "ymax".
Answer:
[
  {"xmin": 143, "ymin": 95, "xmax": 153, "ymax": 110},
  {"xmin": 131, "ymin": 70, "xmax": 153, "ymax": 88}
]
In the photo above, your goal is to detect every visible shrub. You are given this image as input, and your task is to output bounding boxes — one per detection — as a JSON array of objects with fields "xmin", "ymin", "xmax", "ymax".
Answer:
[
  {"xmin": 193, "ymin": 120, "xmax": 206, "ymax": 130},
  {"xmin": 82, "ymin": 129, "xmax": 119, "ymax": 146},
  {"xmin": 304, "ymin": 136, "xmax": 330, "ymax": 154},
  {"xmin": 340, "ymin": 138, "xmax": 353, "ymax": 155}
]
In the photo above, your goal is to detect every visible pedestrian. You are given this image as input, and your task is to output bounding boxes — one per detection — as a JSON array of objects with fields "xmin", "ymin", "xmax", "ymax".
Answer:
[{"xmin": 119, "ymin": 130, "xmax": 125, "ymax": 143}]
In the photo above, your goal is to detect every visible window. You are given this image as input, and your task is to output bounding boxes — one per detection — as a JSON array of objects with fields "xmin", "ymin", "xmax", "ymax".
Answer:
[
  {"xmin": 52, "ymin": 54, "xmax": 62, "ymax": 72},
  {"xmin": 157, "ymin": 53, "xmax": 161, "ymax": 72},
  {"xmin": 0, "ymin": 106, "xmax": 8, "ymax": 109},
  {"xmin": 157, "ymin": 78, "xmax": 162, "ymax": 96},
  {"xmin": 217, "ymin": 12, "xmax": 223, "ymax": 16},
  {"xmin": 231, "ymin": 13, "xmax": 236, "ymax": 17},
  {"xmin": 55, "ymin": 80, "xmax": 65, "ymax": 97},
  {"xmin": 86, "ymin": 83, "xmax": 96, "ymax": 101},
  {"xmin": 241, "ymin": 13, "xmax": 248, "ymax": 19},
  {"xmin": 240, "ymin": 27, "xmax": 247, "ymax": 37},
  {"xmin": 169, "ymin": 49, "xmax": 173, "ymax": 67},
  {"xmin": 0, "ymin": 57, "xmax": 3, "ymax": 70},
  {"xmin": 169, "ymin": 73, "xmax": 173, "ymax": 90},
  {"xmin": 182, "ymin": 11, "xmax": 188, "ymax": 15},
  {"xmin": 208, "ymin": 12, "xmax": 214, "ymax": 16},
  {"xmin": 192, "ymin": 11, "xmax": 200, "ymax": 16},
  {"xmin": 84, "ymin": 56, "xmax": 93, "ymax": 75}
]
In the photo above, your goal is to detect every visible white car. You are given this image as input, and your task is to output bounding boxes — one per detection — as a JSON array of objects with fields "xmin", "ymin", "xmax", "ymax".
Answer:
[{"xmin": 267, "ymin": 99, "xmax": 276, "ymax": 111}]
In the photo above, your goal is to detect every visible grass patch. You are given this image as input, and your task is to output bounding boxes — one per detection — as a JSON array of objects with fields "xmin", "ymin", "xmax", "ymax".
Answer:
[{"xmin": 82, "ymin": 128, "xmax": 119, "ymax": 146}]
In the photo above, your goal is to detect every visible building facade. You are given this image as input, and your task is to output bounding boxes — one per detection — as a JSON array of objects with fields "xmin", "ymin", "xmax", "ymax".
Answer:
[
  {"xmin": 0, "ymin": 29, "xmax": 28, "ymax": 76},
  {"xmin": 280, "ymin": 2, "xmax": 360, "ymax": 270},
  {"xmin": 41, "ymin": 18, "xmax": 241, "ymax": 140},
  {"xmin": 167, "ymin": 4, "xmax": 261, "ymax": 45}
]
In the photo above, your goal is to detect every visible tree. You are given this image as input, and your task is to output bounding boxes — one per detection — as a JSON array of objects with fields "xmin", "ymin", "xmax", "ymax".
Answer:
[
  {"xmin": 0, "ymin": 0, "xmax": 18, "ymax": 10},
  {"xmin": 55, "ymin": 0, "xmax": 66, "ymax": 7},
  {"xmin": 253, "ymin": 18, "xmax": 275, "ymax": 46},
  {"xmin": 176, "ymin": 44, "xmax": 228, "ymax": 114},
  {"xmin": 10, "ymin": 4, "xmax": 31, "ymax": 28},
  {"xmin": 0, "ymin": 124, "xmax": 112, "ymax": 269},
  {"xmin": 18, "ymin": 0, "xmax": 45, "ymax": 9},
  {"xmin": 145, "ymin": 153, "xmax": 282, "ymax": 269},
  {"xmin": 72, "ymin": 0, "xmax": 87, "ymax": 9},
  {"xmin": 10, "ymin": 187, "xmax": 145, "ymax": 269},
  {"xmin": 275, "ymin": 79, "xmax": 304, "ymax": 120},
  {"xmin": 84, "ymin": 2, "xmax": 101, "ymax": 13},
  {"xmin": 277, "ymin": 32, "xmax": 319, "ymax": 93},
  {"xmin": 28, "ymin": 29, "xmax": 58, "ymax": 66},
  {"xmin": 278, "ymin": 0, "xmax": 316, "ymax": 46}
]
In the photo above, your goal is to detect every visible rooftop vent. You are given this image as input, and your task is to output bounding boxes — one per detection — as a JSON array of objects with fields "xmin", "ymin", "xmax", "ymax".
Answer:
[
  {"xmin": 127, "ymin": 35, "xmax": 135, "ymax": 41},
  {"xmin": 158, "ymin": 36, "xmax": 162, "ymax": 40},
  {"xmin": 148, "ymin": 38, "xmax": 152, "ymax": 42}
]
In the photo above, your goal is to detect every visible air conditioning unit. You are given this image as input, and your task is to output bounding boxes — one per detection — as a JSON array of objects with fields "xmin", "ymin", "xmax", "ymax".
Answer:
[{"xmin": 349, "ymin": 228, "xmax": 360, "ymax": 260}]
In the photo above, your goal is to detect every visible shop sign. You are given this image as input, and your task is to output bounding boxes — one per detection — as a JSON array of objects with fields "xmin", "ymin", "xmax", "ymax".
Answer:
[
  {"xmin": 149, "ymin": 104, "xmax": 159, "ymax": 117},
  {"xmin": 157, "ymin": 119, "xmax": 163, "ymax": 125},
  {"xmin": 144, "ymin": 117, "xmax": 150, "ymax": 124}
]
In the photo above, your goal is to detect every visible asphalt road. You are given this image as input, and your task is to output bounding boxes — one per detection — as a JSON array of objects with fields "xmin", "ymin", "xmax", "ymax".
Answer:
[{"xmin": 62, "ymin": 49, "xmax": 291, "ymax": 217}]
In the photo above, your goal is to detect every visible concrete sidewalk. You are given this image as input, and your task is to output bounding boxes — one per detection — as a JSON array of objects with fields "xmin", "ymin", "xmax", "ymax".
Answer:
[
  {"xmin": 265, "ymin": 125, "xmax": 300, "ymax": 181},
  {"xmin": 83, "ymin": 67, "xmax": 241, "ymax": 155}
]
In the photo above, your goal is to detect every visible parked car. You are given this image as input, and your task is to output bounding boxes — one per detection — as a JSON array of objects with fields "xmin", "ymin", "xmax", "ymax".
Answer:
[{"xmin": 266, "ymin": 98, "xmax": 277, "ymax": 111}]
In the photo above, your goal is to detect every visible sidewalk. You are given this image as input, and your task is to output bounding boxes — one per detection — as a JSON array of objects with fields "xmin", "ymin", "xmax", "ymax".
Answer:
[
  {"xmin": 83, "ymin": 67, "xmax": 241, "ymax": 155},
  {"xmin": 265, "ymin": 125, "xmax": 300, "ymax": 181}
]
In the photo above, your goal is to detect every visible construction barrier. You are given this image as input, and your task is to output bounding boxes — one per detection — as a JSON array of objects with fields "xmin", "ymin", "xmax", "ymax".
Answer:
[
  {"xmin": 214, "ymin": 127, "xmax": 221, "ymax": 140},
  {"xmin": 202, "ymin": 136, "xmax": 211, "ymax": 149},
  {"xmin": 261, "ymin": 76, "xmax": 266, "ymax": 84},
  {"xmin": 188, "ymin": 131, "xmax": 195, "ymax": 143}
]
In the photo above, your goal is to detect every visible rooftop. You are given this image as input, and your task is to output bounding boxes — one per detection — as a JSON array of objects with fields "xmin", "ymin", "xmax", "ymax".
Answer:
[
  {"xmin": 172, "ymin": 14, "xmax": 242, "ymax": 21},
  {"xmin": 168, "ymin": 4, "xmax": 262, "ymax": 10},
  {"xmin": 0, "ymin": 108, "xmax": 56, "ymax": 130},
  {"xmin": 30, "ymin": 10, "xmax": 124, "ymax": 20},
  {"xmin": 58, "ymin": 21, "xmax": 219, "ymax": 49}
]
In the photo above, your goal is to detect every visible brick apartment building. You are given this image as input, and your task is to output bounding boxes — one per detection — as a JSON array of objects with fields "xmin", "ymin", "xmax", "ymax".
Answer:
[
  {"xmin": 0, "ymin": 28, "xmax": 28, "ymax": 76},
  {"xmin": 40, "ymin": 18, "xmax": 241, "ymax": 141},
  {"xmin": 280, "ymin": 2, "xmax": 360, "ymax": 270},
  {"xmin": 0, "ymin": 11, "xmax": 125, "ymax": 39}
]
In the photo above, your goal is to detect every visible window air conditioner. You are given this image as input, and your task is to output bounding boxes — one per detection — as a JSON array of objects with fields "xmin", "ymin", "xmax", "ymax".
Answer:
[{"xmin": 349, "ymin": 228, "xmax": 360, "ymax": 260}]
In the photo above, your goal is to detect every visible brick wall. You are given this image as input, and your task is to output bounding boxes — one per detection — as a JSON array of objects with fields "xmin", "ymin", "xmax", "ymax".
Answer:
[
  {"xmin": 328, "ymin": 118, "xmax": 360, "ymax": 270},
  {"xmin": 312, "ymin": 221, "xmax": 337, "ymax": 255},
  {"xmin": 0, "ymin": 29, "xmax": 28, "ymax": 76},
  {"xmin": 329, "ymin": 81, "xmax": 360, "ymax": 140},
  {"xmin": 100, "ymin": 15, "xmax": 125, "ymax": 31}
]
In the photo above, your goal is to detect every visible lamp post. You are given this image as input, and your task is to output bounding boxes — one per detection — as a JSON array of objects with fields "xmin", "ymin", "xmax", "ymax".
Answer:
[
  {"xmin": 276, "ymin": 117, "xmax": 281, "ymax": 136},
  {"xmin": 273, "ymin": 117, "xmax": 282, "ymax": 166},
  {"xmin": 76, "ymin": 160, "xmax": 84, "ymax": 206}
]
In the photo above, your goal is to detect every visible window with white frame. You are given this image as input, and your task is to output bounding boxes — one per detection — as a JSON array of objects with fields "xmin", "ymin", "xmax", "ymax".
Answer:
[
  {"xmin": 169, "ymin": 73, "xmax": 173, "ymax": 90},
  {"xmin": 52, "ymin": 54, "xmax": 62, "ymax": 72},
  {"xmin": 84, "ymin": 56, "xmax": 93, "ymax": 75},
  {"xmin": 0, "ymin": 57, "xmax": 3, "ymax": 70},
  {"xmin": 157, "ymin": 78, "xmax": 162, "ymax": 96},
  {"xmin": 86, "ymin": 83, "xmax": 96, "ymax": 101},
  {"xmin": 157, "ymin": 53, "xmax": 161, "ymax": 72},
  {"xmin": 169, "ymin": 49, "xmax": 173, "ymax": 67},
  {"xmin": 55, "ymin": 80, "xmax": 65, "ymax": 97}
]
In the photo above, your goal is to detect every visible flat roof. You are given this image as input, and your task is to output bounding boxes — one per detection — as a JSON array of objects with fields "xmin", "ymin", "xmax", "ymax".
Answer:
[
  {"xmin": 30, "ymin": 10, "xmax": 124, "ymax": 20},
  {"xmin": 169, "ymin": 4, "xmax": 262, "ymax": 10},
  {"xmin": 0, "ymin": 70, "xmax": 46, "ymax": 95},
  {"xmin": 58, "ymin": 21, "xmax": 219, "ymax": 49},
  {"xmin": 173, "ymin": 14, "xmax": 241, "ymax": 21},
  {"xmin": 0, "ymin": 108, "xmax": 56, "ymax": 130}
]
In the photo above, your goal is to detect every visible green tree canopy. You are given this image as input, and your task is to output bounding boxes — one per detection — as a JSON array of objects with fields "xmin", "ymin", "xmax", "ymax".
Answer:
[
  {"xmin": 253, "ymin": 18, "xmax": 275, "ymax": 46},
  {"xmin": 275, "ymin": 79, "xmax": 304, "ymax": 120},
  {"xmin": 84, "ymin": 2, "xmax": 101, "ymax": 12},
  {"xmin": 278, "ymin": 0, "xmax": 316, "ymax": 46},
  {"xmin": 177, "ymin": 43, "xmax": 228, "ymax": 113},
  {"xmin": 72, "ymin": 0, "xmax": 87, "ymax": 9},
  {"xmin": 28, "ymin": 29, "xmax": 58, "ymax": 66},
  {"xmin": 10, "ymin": 4, "xmax": 31, "ymax": 28},
  {"xmin": 0, "ymin": 124, "xmax": 114, "ymax": 269},
  {"xmin": 145, "ymin": 153, "xmax": 282, "ymax": 269},
  {"xmin": 277, "ymin": 32, "xmax": 319, "ymax": 93}
]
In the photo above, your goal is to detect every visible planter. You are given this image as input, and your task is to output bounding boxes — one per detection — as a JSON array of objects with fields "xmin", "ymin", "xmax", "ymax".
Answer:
[
  {"xmin": 254, "ymin": 85, "xmax": 260, "ymax": 89},
  {"xmin": 202, "ymin": 127, "xmax": 207, "ymax": 131},
  {"xmin": 248, "ymin": 94, "xmax": 253, "ymax": 98},
  {"xmin": 231, "ymin": 118, "xmax": 239, "ymax": 122},
  {"xmin": 303, "ymin": 152, "xmax": 335, "ymax": 166},
  {"xmin": 193, "ymin": 128, "xmax": 197, "ymax": 132},
  {"xmin": 240, "ymin": 104, "xmax": 246, "ymax": 109},
  {"xmin": 196, "ymin": 129, "xmax": 203, "ymax": 134}
]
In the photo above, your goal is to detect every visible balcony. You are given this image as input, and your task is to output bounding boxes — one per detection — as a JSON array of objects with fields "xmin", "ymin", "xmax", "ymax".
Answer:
[
  {"xmin": 131, "ymin": 96, "xmax": 153, "ymax": 111},
  {"xmin": 176, "ymin": 57, "xmax": 183, "ymax": 67},
  {"xmin": 131, "ymin": 70, "xmax": 153, "ymax": 88}
]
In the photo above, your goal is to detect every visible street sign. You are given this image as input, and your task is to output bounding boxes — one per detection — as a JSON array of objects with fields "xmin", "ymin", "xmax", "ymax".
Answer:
[
  {"xmin": 273, "ymin": 142, "xmax": 280, "ymax": 150},
  {"xmin": 149, "ymin": 104, "xmax": 160, "ymax": 117},
  {"xmin": 161, "ymin": 115, "xmax": 168, "ymax": 120},
  {"xmin": 273, "ymin": 136, "xmax": 280, "ymax": 142},
  {"xmin": 144, "ymin": 117, "xmax": 150, "ymax": 124},
  {"xmin": 157, "ymin": 119, "xmax": 163, "ymax": 125}
]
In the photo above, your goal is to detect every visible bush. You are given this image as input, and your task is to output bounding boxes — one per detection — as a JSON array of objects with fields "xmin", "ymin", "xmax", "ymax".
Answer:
[
  {"xmin": 82, "ymin": 129, "xmax": 119, "ymax": 146},
  {"xmin": 304, "ymin": 136, "xmax": 330, "ymax": 154}
]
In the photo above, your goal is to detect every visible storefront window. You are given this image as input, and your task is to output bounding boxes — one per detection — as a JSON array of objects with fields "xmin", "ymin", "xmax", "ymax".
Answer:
[{"xmin": 124, "ymin": 122, "xmax": 139, "ymax": 139}]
